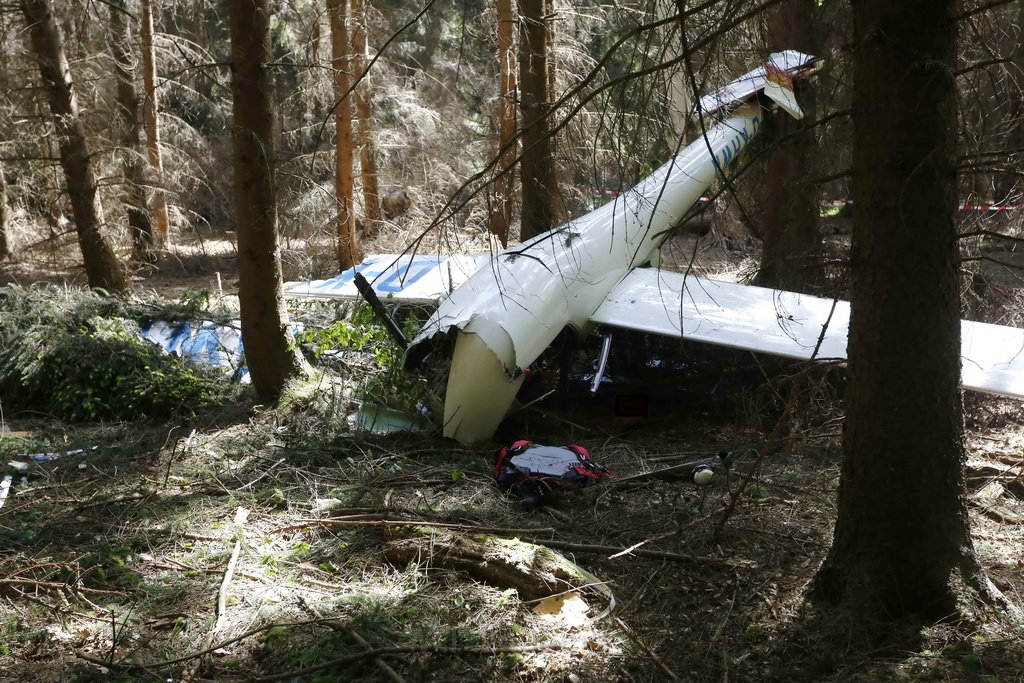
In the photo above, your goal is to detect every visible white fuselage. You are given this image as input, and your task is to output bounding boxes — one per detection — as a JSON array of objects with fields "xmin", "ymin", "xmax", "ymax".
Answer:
[{"xmin": 410, "ymin": 102, "xmax": 766, "ymax": 443}]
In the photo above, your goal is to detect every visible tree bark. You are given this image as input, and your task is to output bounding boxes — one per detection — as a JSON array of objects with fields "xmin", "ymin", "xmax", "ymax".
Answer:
[
  {"xmin": 21, "ymin": 0, "xmax": 127, "ymax": 293},
  {"xmin": 752, "ymin": 0, "xmax": 823, "ymax": 293},
  {"xmin": 140, "ymin": 0, "xmax": 171, "ymax": 246},
  {"xmin": 0, "ymin": 167, "xmax": 11, "ymax": 259},
  {"xmin": 488, "ymin": 0, "xmax": 517, "ymax": 247},
  {"xmin": 109, "ymin": 0, "xmax": 156, "ymax": 263},
  {"xmin": 228, "ymin": 0, "xmax": 310, "ymax": 402},
  {"xmin": 352, "ymin": 0, "xmax": 380, "ymax": 237},
  {"xmin": 809, "ymin": 0, "xmax": 995, "ymax": 625},
  {"xmin": 329, "ymin": 0, "xmax": 361, "ymax": 269},
  {"xmin": 518, "ymin": 0, "xmax": 555, "ymax": 241}
]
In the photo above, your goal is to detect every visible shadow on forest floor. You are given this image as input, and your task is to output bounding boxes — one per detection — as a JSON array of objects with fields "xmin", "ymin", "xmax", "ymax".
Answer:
[
  {"xmin": 1, "ymin": 385, "xmax": 1022, "ymax": 681},
  {"xmin": 1, "ymin": 231, "xmax": 1023, "ymax": 681}
]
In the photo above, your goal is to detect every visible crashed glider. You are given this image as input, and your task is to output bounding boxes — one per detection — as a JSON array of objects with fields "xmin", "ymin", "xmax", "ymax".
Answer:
[
  {"xmin": 286, "ymin": 50, "xmax": 1024, "ymax": 444},
  {"xmin": 403, "ymin": 51, "xmax": 820, "ymax": 443}
]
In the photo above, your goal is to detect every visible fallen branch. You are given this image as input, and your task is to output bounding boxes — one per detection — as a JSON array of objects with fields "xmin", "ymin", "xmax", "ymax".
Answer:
[
  {"xmin": 0, "ymin": 578, "xmax": 124, "ymax": 597},
  {"xmin": 347, "ymin": 628, "xmax": 406, "ymax": 683},
  {"xmin": 614, "ymin": 617, "xmax": 681, "ymax": 681},
  {"xmin": 180, "ymin": 506, "xmax": 248, "ymax": 682},
  {"xmin": 297, "ymin": 596, "xmax": 405, "ymax": 683},
  {"xmin": 522, "ymin": 538, "xmax": 753, "ymax": 569},
  {"xmin": 607, "ymin": 507, "xmax": 727, "ymax": 559},
  {"xmin": 75, "ymin": 618, "xmax": 336, "ymax": 672},
  {"xmin": 273, "ymin": 516, "xmax": 553, "ymax": 537},
  {"xmin": 213, "ymin": 507, "xmax": 248, "ymax": 635}
]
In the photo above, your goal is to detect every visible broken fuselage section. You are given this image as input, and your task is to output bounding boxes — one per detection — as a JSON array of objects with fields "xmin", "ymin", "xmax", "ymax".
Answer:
[{"xmin": 404, "ymin": 51, "xmax": 819, "ymax": 444}]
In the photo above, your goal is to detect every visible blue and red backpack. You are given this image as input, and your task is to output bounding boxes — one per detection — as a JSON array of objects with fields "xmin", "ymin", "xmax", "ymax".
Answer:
[{"xmin": 494, "ymin": 440, "xmax": 612, "ymax": 505}]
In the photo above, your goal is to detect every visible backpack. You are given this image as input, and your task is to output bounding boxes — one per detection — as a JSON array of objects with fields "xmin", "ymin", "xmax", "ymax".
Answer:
[{"xmin": 494, "ymin": 440, "xmax": 612, "ymax": 505}]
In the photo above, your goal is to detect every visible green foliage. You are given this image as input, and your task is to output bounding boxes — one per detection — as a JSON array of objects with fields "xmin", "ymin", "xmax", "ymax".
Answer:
[
  {"xmin": 296, "ymin": 304, "xmax": 428, "ymax": 411},
  {"xmin": 0, "ymin": 285, "xmax": 224, "ymax": 422}
]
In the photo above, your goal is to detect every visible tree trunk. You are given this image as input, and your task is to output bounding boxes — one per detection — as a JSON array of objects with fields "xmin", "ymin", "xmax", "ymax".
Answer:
[
  {"xmin": 352, "ymin": 0, "xmax": 380, "ymax": 237},
  {"xmin": 140, "ymin": 0, "xmax": 171, "ymax": 246},
  {"xmin": 329, "ymin": 0, "xmax": 360, "ymax": 269},
  {"xmin": 109, "ymin": 0, "xmax": 156, "ymax": 263},
  {"xmin": 518, "ymin": 0, "xmax": 555, "ymax": 241},
  {"xmin": 752, "ymin": 0, "xmax": 824, "ymax": 293},
  {"xmin": 21, "ymin": 0, "xmax": 127, "ymax": 293},
  {"xmin": 488, "ymin": 0, "xmax": 517, "ymax": 247},
  {"xmin": 228, "ymin": 0, "xmax": 310, "ymax": 402},
  {"xmin": 809, "ymin": 0, "xmax": 994, "ymax": 626},
  {"xmin": 0, "ymin": 167, "xmax": 11, "ymax": 259}
]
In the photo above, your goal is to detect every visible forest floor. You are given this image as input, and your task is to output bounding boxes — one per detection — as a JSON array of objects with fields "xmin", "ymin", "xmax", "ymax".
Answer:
[{"xmin": 1, "ymin": 226, "xmax": 1024, "ymax": 682}]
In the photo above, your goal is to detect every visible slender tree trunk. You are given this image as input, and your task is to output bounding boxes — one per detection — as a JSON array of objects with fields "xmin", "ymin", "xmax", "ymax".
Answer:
[
  {"xmin": 752, "ymin": 0, "xmax": 823, "ymax": 293},
  {"xmin": 809, "ymin": 0, "xmax": 1000, "ymax": 626},
  {"xmin": 0, "ymin": 167, "xmax": 11, "ymax": 259},
  {"xmin": 995, "ymin": 1, "xmax": 1024, "ymax": 202},
  {"xmin": 518, "ymin": 0, "xmax": 555, "ymax": 241},
  {"xmin": 544, "ymin": 0, "xmax": 556, "ymax": 110},
  {"xmin": 227, "ymin": 0, "xmax": 310, "ymax": 402},
  {"xmin": 40, "ymin": 133, "xmax": 65, "ymax": 240},
  {"xmin": 329, "ymin": 0, "xmax": 360, "ymax": 269},
  {"xmin": 140, "ymin": 0, "xmax": 171, "ymax": 246},
  {"xmin": 21, "ymin": 0, "xmax": 127, "ymax": 293},
  {"xmin": 109, "ymin": 0, "xmax": 156, "ymax": 262},
  {"xmin": 352, "ymin": 0, "xmax": 380, "ymax": 237},
  {"xmin": 488, "ymin": 0, "xmax": 517, "ymax": 247}
]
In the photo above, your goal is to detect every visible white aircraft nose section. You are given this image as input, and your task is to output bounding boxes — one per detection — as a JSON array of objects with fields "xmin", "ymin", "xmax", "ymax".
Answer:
[{"xmin": 443, "ymin": 331, "xmax": 525, "ymax": 444}]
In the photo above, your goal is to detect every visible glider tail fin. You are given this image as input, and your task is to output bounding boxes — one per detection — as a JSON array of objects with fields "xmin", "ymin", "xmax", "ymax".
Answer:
[{"xmin": 696, "ymin": 50, "xmax": 818, "ymax": 121}]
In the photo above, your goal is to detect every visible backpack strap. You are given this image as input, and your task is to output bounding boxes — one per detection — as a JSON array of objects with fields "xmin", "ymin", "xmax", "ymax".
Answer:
[{"xmin": 566, "ymin": 444, "xmax": 611, "ymax": 479}]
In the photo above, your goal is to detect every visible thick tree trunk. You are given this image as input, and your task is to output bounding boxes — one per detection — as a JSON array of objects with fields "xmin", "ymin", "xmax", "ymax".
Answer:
[
  {"xmin": 329, "ymin": 0, "xmax": 360, "ymax": 269},
  {"xmin": 488, "ymin": 0, "xmax": 517, "ymax": 247},
  {"xmin": 518, "ymin": 0, "xmax": 555, "ymax": 241},
  {"xmin": 0, "ymin": 167, "xmax": 11, "ymax": 259},
  {"xmin": 21, "ymin": 0, "xmax": 127, "ymax": 293},
  {"xmin": 109, "ymin": 0, "xmax": 156, "ymax": 262},
  {"xmin": 228, "ymin": 0, "xmax": 310, "ymax": 402},
  {"xmin": 352, "ymin": 0, "xmax": 380, "ymax": 236},
  {"xmin": 809, "ymin": 0, "xmax": 993, "ymax": 625},
  {"xmin": 140, "ymin": 0, "xmax": 171, "ymax": 246},
  {"xmin": 752, "ymin": 0, "xmax": 823, "ymax": 293}
]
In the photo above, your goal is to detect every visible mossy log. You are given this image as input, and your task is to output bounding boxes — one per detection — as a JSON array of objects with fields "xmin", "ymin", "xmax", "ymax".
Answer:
[{"xmin": 384, "ymin": 526, "xmax": 589, "ymax": 601}]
